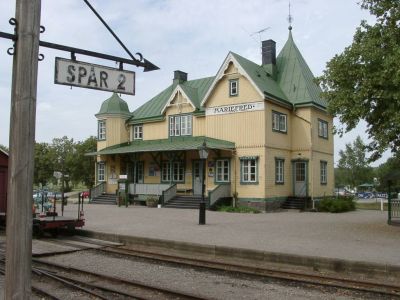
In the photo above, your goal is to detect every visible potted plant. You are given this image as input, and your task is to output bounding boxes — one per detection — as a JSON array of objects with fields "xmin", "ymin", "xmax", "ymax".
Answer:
[{"xmin": 145, "ymin": 195, "xmax": 159, "ymax": 207}]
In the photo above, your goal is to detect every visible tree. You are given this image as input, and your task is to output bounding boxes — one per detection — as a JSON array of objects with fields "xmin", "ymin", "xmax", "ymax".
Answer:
[
  {"xmin": 70, "ymin": 136, "xmax": 97, "ymax": 188},
  {"xmin": 52, "ymin": 136, "xmax": 75, "ymax": 192},
  {"xmin": 319, "ymin": 0, "xmax": 400, "ymax": 161},
  {"xmin": 337, "ymin": 136, "xmax": 374, "ymax": 188},
  {"xmin": 0, "ymin": 144, "xmax": 8, "ymax": 153},
  {"xmin": 376, "ymin": 154, "xmax": 400, "ymax": 191},
  {"xmin": 33, "ymin": 142, "xmax": 56, "ymax": 187}
]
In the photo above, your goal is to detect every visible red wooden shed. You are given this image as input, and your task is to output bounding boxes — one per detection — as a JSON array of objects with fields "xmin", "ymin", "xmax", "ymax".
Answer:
[{"xmin": 0, "ymin": 149, "xmax": 9, "ymax": 217}]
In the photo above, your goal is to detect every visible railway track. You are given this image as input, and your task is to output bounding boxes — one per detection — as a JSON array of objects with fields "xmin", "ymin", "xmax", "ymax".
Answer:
[
  {"xmin": 96, "ymin": 245, "xmax": 400, "ymax": 298},
  {"xmin": 31, "ymin": 257, "xmax": 211, "ymax": 300}
]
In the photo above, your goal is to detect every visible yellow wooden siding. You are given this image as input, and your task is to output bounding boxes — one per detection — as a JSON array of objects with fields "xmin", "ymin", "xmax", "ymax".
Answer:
[
  {"xmin": 97, "ymin": 117, "xmax": 129, "ymax": 150},
  {"xmin": 193, "ymin": 116, "xmax": 205, "ymax": 136},
  {"xmin": 265, "ymin": 102, "xmax": 291, "ymax": 150},
  {"xmin": 311, "ymin": 109, "xmax": 334, "ymax": 155},
  {"xmin": 206, "ymin": 111, "xmax": 265, "ymax": 147},
  {"xmin": 311, "ymin": 152, "xmax": 334, "ymax": 197},
  {"xmin": 264, "ymin": 149, "xmax": 292, "ymax": 198},
  {"xmin": 291, "ymin": 108, "xmax": 312, "ymax": 151},
  {"xmin": 142, "ymin": 120, "xmax": 168, "ymax": 140},
  {"xmin": 206, "ymin": 74, "xmax": 263, "ymax": 108}
]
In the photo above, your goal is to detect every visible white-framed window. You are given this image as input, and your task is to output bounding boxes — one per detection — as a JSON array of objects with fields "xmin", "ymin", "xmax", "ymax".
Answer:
[
  {"xmin": 98, "ymin": 120, "xmax": 106, "ymax": 140},
  {"xmin": 162, "ymin": 161, "xmax": 185, "ymax": 182},
  {"xmin": 320, "ymin": 161, "xmax": 327, "ymax": 184},
  {"xmin": 133, "ymin": 125, "xmax": 143, "ymax": 140},
  {"xmin": 169, "ymin": 115, "xmax": 192, "ymax": 137},
  {"xmin": 240, "ymin": 157, "xmax": 258, "ymax": 184},
  {"xmin": 229, "ymin": 79, "xmax": 238, "ymax": 96},
  {"xmin": 272, "ymin": 111, "xmax": 287, "ymax": 133},
  {"xmin": 161, "ymin": 161, "xmax": 171, "ymax": 182},
  {"xmin": 318, "ymin": 119, "xmax": 328, "ymax": 139},
  {"xmin": 216, "ymin": 159, "xmax": 230, "ymax": 183},
  {"xmin": 275, "ymin": 158, "xmax": 284, "ymax": 184},
  {"xmin": 97, "ymin": 162, "xmax": 105, "ymax": 182}
]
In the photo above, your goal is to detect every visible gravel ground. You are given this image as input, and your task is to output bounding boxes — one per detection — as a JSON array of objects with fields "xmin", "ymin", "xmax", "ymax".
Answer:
[
  {"xmin": 62, "ymin": 204, "xmax": 400, "ymax": 266},
  {"xmin": 38, "ymin": 249, "xmax": 386, "ymax": 300}
]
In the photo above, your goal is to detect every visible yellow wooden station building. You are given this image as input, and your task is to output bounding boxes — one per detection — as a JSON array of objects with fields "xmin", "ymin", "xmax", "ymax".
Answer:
[{"xmin": 89, "ymin": 28, "xmax": 334, "ymax": 210}]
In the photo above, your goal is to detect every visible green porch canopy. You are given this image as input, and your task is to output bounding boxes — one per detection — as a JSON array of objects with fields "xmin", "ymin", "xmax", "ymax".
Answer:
[{"xmin": 87, "ymin": 136, "xmax": 235, "ymax": 156}]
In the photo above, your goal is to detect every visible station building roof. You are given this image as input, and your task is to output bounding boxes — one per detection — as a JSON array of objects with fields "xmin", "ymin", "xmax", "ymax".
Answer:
[{"xmin": 87, "ymin": 136, "xmax": 235, "ymax": 156}]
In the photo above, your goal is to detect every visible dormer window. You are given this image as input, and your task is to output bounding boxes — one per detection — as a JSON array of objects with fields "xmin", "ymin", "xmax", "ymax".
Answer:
[
  {"xmin": 98, "ymin": 120, "xmax": 106, "ymax": 140},
  {"xmin": 169, "ymin": 115, "xmax": 192, "ymax": 137},
  {"xmin": 133, "ymin": 125, "xmax": 143, "ymax": 140},
  {"xmin": 229, "ymin": 79, "xmax": 238, "ymax": 96}
]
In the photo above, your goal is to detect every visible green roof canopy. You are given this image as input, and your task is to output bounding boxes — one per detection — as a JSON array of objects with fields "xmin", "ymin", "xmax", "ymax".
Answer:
[
  {"xmin": 276, "ymin": 30, "xmax": 326, "ymax": 108},
  {"xmin": 87, "ymin": 136, "xmax": 235, "ymax": 156},
  {"xmin": 96, "ymin": 93, "xmax": 131, "ymax": 117},
  {"xmin": 125, "ymin": 28, "xmax": 326, "ymax": 124}
]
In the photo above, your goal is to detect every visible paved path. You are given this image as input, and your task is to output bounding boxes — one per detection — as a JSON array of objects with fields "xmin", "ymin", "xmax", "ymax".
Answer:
[{"xmin": 63, "ymin": 204, "xmax": 400, "ymax": 266}]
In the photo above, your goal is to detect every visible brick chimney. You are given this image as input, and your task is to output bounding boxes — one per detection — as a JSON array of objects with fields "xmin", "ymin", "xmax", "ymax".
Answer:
[
  {"xmin": 173, "ymin": 70, "xmax": 187, "ymax": 84},
  {"xmin": 262, "ymin": 39, "xmax": 276, "ymax": 65}
]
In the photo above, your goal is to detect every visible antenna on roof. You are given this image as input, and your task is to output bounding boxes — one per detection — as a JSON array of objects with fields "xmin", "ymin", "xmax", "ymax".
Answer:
[
  {"xmin": 250, "ymin": 27, "xmax": 271, "ymax": 44},
  {"xmin": 287, "ymin": 1, "xmax": 293, "ymax": 30}
]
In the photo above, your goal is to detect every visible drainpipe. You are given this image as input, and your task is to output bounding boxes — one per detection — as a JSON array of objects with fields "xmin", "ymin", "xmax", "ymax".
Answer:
[{"xmin": 293, "ymin": 104, "xmax": 314, "ymax": 210}]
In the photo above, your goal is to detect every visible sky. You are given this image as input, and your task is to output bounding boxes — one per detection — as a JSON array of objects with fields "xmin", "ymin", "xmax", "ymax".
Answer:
[{"xmin": 0, "ymin": 0, "xmax": 389, "ymax": 166}]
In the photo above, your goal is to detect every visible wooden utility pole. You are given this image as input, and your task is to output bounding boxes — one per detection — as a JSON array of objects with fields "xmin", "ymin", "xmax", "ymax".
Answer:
[{"xmin": 5, "ymin": 0, "xmax": 41, "ymax": 298}]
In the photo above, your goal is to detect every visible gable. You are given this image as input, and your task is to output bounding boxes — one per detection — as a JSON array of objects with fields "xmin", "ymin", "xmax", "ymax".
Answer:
[{"xmin": 161, "ymin": 85, "xmax": 196, "ymax": 114}]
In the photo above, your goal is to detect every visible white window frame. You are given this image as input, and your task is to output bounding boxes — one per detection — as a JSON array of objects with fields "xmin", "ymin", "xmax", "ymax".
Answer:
[
  {"xmin": 229, "ymin": 79, "xmax": 238, "ymax": 96},
  {"xmin": 97, "ymin": 162, "xmax": 105, "ymax": 182},
  {"xmin": 133, "ymin": 124, "xmax": 143, "ymax": 140},
  {"xmin": 98, "ymin": 120, "xmax": 106, "ymax": 140},
  {"xmin": 162, "ymin": 161, "xmax": 185, "ymax": 182},
  {"xmin": 318, "ymin": 119, "xmax": 328, "ymax": 139},
  {"xmin": 241, "ymin": 158, "xmax": 257, "ymax": 184},
  {"xmin": 275, "ymin": 159, "xmax": 284, "ymax": 184},
  {"xmin": 169, "ymin": 115, "xmax": 192, "ymax": 137},
  {"xmin": 320, "ymin": 161, "xmax": 327, "ymax": 184},
  {"xmin": 216, "ymin": 159, "xmax": 230, "ymax": 183},
  {"xmin": 272, "ymin": 111, "xmax": 287, "ymax": 133}
]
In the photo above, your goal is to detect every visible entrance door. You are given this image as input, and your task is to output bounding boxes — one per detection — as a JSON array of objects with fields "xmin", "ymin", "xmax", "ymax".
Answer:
[
  {"xmin": 294, "ymin": 162, "xmax": 307, "ymax": 197},
  {"xmin": 192, "ymin": 160, "xmax": 202, "ymax": 196}
]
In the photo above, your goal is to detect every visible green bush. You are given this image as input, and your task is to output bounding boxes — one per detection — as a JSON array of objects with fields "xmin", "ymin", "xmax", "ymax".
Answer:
[
  {"xmin": 145, "ymin": 195, "xmax": 159, "ymax": 207},
  {"xmin": 217, "ymin": 205, "xmax": 261, "ymax": 214},
  {"xmin": 317, "ymin": 196, "xmax": 355, "ymax": 213}
]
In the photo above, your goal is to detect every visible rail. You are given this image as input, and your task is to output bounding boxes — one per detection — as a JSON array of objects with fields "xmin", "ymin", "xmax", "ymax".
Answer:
[
  {"xmin": 162, "ymin": 184, "xmax": 177, "ymax": 205},
  {"xmin": 208, "ymin": 184, "xmax": 231, "ymax": 207},
  {"xmin": 129, "ymin": 183, "xmax": 170, "ymax": 196},
  {"xmin": 388, "ymin": 198, "xmax": 400, "ymax": 225},
  {"xmin": 89, "ymin": 182, "xmax": 105, "ymax": 201}
]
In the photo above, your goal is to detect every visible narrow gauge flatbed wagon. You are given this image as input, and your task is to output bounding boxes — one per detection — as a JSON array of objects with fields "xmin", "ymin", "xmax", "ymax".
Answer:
[
  {"xmin": 32, "ymin": 193, "xmax": 85, "ymax": 237},
  {"xmin": 33, "ymin": 215, "xmax": 85, "ymax": 237}
]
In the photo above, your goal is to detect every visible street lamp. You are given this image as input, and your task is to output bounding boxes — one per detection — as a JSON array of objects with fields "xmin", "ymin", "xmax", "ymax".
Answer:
[{"xmin": 198, "ymin": 142, "xmax": 208, "ymax": 225}]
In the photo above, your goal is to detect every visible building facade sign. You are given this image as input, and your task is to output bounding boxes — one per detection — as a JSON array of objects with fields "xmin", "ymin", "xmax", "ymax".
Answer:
[{"xmin": 206, "ymin": 101, "xmax": 264, "ymax": 116}]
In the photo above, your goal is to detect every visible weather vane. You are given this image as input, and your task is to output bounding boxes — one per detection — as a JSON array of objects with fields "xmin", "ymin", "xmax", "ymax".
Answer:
[{"xmin": 288, "ymin": 1, "xmax": 293, "ymax": 30}]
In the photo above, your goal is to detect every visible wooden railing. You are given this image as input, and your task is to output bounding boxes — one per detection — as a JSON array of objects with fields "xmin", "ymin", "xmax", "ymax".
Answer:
[
  {"xmin": 208, "ymin": 184, "xmax": 231, "ymax": 207},
  {"xmin": 162, "ymin": 184, "xmax": 177, "ymax": 205},
  {"xmin": 89, "ymin": 182, "xmax": 106, "ymax": 201},
  {"xmin": 129, "ymin": 183, "xmax": 171, "ymax": 196}
]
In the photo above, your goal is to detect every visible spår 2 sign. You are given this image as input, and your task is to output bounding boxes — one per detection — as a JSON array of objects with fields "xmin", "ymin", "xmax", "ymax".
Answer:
[{"xmin": 54, "ymin": 57, "xmax": 135, "ymax": 95}]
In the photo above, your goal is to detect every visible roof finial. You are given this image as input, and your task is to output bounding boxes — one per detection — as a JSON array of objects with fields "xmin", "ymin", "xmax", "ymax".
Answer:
[{"xmin": 287, "ymin": 1, "xmax": 293, "ymax": 31}]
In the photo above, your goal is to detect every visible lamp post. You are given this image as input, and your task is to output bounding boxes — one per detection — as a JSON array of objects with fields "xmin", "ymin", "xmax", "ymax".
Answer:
[{"xmin": 198, "ymin": 142, "xmax": 208, "ymax": 225}]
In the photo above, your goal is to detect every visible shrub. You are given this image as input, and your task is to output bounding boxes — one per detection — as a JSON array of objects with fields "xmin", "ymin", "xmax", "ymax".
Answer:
[
  {"xmin": 145, "ymin": 195, "xmax": 159, "ymax": 207},
  {"xmin": 217, "ymin": 205, "xmax": 261, "ymax": 214},
  {"xmin": 317, "ymin": 196, "xmax": 356, "ymax": 213}
]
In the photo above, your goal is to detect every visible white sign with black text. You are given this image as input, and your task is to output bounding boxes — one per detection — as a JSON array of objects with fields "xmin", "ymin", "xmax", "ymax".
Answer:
[
  {"xmin": 54, "ymin": 57, "xmax": 135, "ymax": 95},
  {"xmin": 206, "ymin": 101, "xmax": 265, "ymax": 116}
]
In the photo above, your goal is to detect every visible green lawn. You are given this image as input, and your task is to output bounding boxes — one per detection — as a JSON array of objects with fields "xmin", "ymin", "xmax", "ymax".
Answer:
[{"xmin": 356, "ymin": 202, "xmax": 388, "ymax": 211}]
